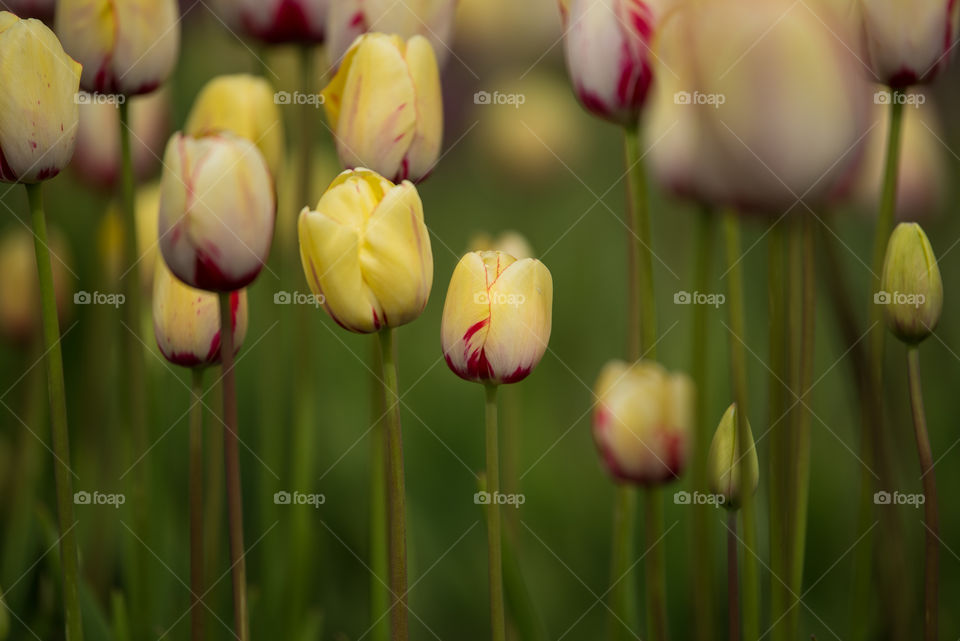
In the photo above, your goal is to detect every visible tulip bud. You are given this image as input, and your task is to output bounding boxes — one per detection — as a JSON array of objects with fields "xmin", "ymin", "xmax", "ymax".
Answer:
[
  {"xmin": 592, "ymin": 360, "xmax": 693, "ymax": 485},
  {"xmin": 214, "ymin": 0, "xmax": 327, "ymax": 45},
  {"xmin": 706, "ymin": 403, "xmax": 758, "ymax": 510},
  {"xmin": 298, "ymin": 168, "xmax": 433, "ymax": 333},
  {"xmin": 185, "ymin": 74, "xmax": 285, "ymax": 180},
  {"xmin": 468, "ymin": 231, "xmax": 535, "ymax": 260},
  {"xmin": 559, "ymin": 0, "xmax": 655, "ymax": 126},
  {"xmin": 0, "ymin": 12, "xmax": 81, "ymax": 184},
  {"xmin": 56, "ymin": 0, "xmax": 180, "ymax": 95},
  {"xmin": 441, "ymin": 251, "xmax": 552, "ymax": 385},
  {"xmin": 153, "ymin": 257, "xmax": 248, "ymax": 368},
  {"xmin": 158, "ymin": 132, "xmax": 276, "ymax": 292},
  {"xmin": 879, "ymin": 223, "xmax": 943, "ymax": 344},
  {"xmin": 321, "ymin": 33, "xmax": 442, "ymax": 183},
  {"xmin": 860, "ymin": 0, "xmax": 960, "ymax": 87}
]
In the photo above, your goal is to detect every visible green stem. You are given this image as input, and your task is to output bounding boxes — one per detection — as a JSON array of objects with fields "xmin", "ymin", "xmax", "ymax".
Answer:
[
  {"xmin": 609, "ymin": 486, "xmax": 638, "ymax": 640},
  {"xmin": 644, "ymin": 489, "xmax": 667, "ymax": 641},
  {"xmin": 728, "ymin": 513, "xmax": 739, "ymax": 641},
  {"xmin": 723, "ymin": 211, "xmax": 758, "ymax": 641},
  {"xmin": 906, "ymin": 347, "xmax": 938, "ymax": 641},
  {"xmin": 370, "ymin": 338, "xmax": 389, "ymax": 641},
  {"xmin": 25, "ymin": 182, "xmax": 84, "ymax": 641},
  {"xmin": 378, "ymin": 328, "xmax": 408, "ymax": 641},
  {"xmin": 189, "ymin": 368, "xmax": 205, "ymax": 641},
  {"xmin": 485, "ymin": 384, "xmax": 506, "ymax": 641},
  {"xmin": 219, "ymin": 292, "xmax": 249, "ymax": 641}
]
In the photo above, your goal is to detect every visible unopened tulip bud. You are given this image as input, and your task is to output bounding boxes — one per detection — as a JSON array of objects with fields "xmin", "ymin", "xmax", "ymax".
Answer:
[
  {"xmin": 185, "ymin": 74, "xmax": 285, "ymax": 179},
  {"xmin": 860, "ymin": 0, "xmax": 959, "ymax": 87},
  {"xmin": 707, "ymin": 403, "xmax": 758, "ymax": 510},
  {"xmin": 592, "ymin": 360, "xmax": 693, "ymax": 485},
  {"xmin": 153, "ymin": 257, "xmax": 248, "ymax": 368},
  {"xmin": 559, "ymin": 0, "xmax": 655, "ymax": 126},
  {"xmin": 298, "ymin": 168, "xmax": 433, "ymax": 333},
  {"xmin": 56, "ymin": 0, "xmax": 180, "ymax": 95},
  {"xmin": 0, "ymin": 226, "xmax": 72, "ymax": 343},
  {"xmin": 441, "ymin": 251, "xmax": 552, "ymax": 385},
  {"xmin": 215, "ymin": 0, "xmax": 327, "ymax": 44},
  {"xmin": 322, "ymin": 33, "xmax": 442, "ymax": 182},
  {"xmin": 0, "ymin": 12, "xmax": 81, "ymax": 184},
  {"xmin": 468, "ymin": 231, "xmax": 535, "ymax": 260},
  {"xmin": 880, "ymin": 223, "xmax": 943, "ymax": 344},
  {"xmin": 158, "ymin": 132, "xmax": 276, "ymax": 292}
]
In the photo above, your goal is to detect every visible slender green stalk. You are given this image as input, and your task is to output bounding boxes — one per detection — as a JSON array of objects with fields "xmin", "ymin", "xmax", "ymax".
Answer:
[
  {"xmin": 219, "ymin": 292, "xmax": 249, "ymax": 641},
  {"xmin": 189, "ymin": 368, "xmax": 205, "ymax": 641},
  {"xmin": 728, "ymin": 513, "xmax": 739, "ymax": 641},
  {"xmin": 906, "ymin": 347, "xmax": 938, "ymax": 641},
  {"xmin": 370, "ymin": 338, "xmax": 390, "ymax": 641},
  {"xmin": 609, "ymin": 486, "xmax": 638, "ymax": 640},
  {"xmin": 25, "ymin": 182, "xmax": 84, "ymax": 641},
  {"xmin": 723, "ymin": 211, "xmax": 758, "ymax": 641},
  {"xmin": 485, "ymin": 384, "xmax": 506, "ymax": 641},
  {"xmin": 378, "ymin": 328, "xmax": 408, "ymax": 641},
  {"xmin": 644, "ymin": 489, "xmax": 667, "ymax": 641}
]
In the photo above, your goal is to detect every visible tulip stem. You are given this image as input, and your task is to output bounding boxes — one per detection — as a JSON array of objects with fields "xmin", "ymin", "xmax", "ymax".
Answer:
[
  {"xmin": 609, "ymin": 486, "xmax": 638, "ymax": 640},
  {"xmin": 723, "ymin": 211, "xmax": 758, "ymax": 641},
  {"xmin": 728, "ymin": 512, "xmax": 740, "ymax": 641},
  {"xmin": 484, "ymin": 383, "xmax": 506, "ymax": 641},
  {"xmin": 370, "ymin": 338, "xmax": 390, "ymax": 641},
  {"xmin": 189, "ymin": 367, "xmax": 205, "ymax": 641},
  {"xmin": 906, "ymin": 346, "xmax": 938, "ymax": 641},
  {"xmin": 218, "ymin": 292, "xmax": 249, "ymax": 641},
  {"xmin": 378, "ymin": 328, "xmax": 409, "ymax": 641},
  {"xmin": 623, "ymin": 125, "xmax": 657, "ymax": 356},
  {"xmin": 25, "ymin": 182, "xmax": 84, "ymax": 641}
]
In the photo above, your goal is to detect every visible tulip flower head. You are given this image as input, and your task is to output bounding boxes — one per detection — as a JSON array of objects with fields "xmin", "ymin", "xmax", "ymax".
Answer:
[
  {"xmin": 441, "ymin": 251, "xmax": 553, "ymax": 385},
  {"xmin": 559, "ymin": 0, "xmax": 655, "ymax": 126},
  {"xmin": 56, "ymin": 0, "xmax": 180, "ymax": 96},
  {"xmin": 0, "ymin": 12, "xmax": 81, "ymax": 184},
  {"xmin": 153, "ymin": 257, "xmax": 249, "ymax": 368},
  {"xmin": 158, "ymin": 132, "xmax": 276, "ymax": 292},
  {"xmin": 298, "ymin": 168, "xmax": 434, "ymax": 333},
  {"xmin": 706, "ymin": 403, "xmax": 759, "ymax": 510},
  {"xmin": 216, "ymin": 0, "xmax": 328, "ymax": 44},
  {"xmin": 592, "ymin": 360, "xmax": 693, "ymax": 485},
  {"xmin": 880, "ymin": 223, "xmax": 943, "ymax": 344},
  {"xmin": 322, "ymin": 33, "xmax": 442, "ymax": 183}
]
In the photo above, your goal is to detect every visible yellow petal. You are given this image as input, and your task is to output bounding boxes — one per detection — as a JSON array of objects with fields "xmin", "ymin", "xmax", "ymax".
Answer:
[
  {"xmin": 55, "ymin": 0, "xmax": 116, "ymax": 92},
  {"xmin": 402, "ymin": 35, "xmax": 443, "ymax": 180},
  {"xmin": 441, "ymin": 252, "xmax": 492, "ymax": 379}
]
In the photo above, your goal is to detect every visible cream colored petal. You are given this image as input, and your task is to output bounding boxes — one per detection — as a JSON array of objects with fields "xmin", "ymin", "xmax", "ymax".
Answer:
[
  {"xmin": 55, "ymin": 0, "xmax": 116, "ymax": 92},
  {"xmin": 402, "ymin": 35, "xmax": 442, "ymax": 180},
  {"xmin": 111, "ymin": 0, "xmax": 180, "ymax": 94},
  {"xmin": 441, "ymin": 252, "xmax": 493, "ymax": 380}
]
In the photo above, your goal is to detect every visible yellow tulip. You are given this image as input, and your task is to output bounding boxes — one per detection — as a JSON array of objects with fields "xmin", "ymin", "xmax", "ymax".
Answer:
[
  {"xmin": 880, "ymin": 223, "xmax": 943, "ymax": 345},
  {"xmin": 0, "ymin": 226, "xmax": 72, "ymax": 343},
  {"xmin": 214, "ymin": 0, "xmax": 327, "ymax": 44},
  {"xmin": 322, "ymin": 33, "xmax": 442, "ymax": 183},
  {"xmin": 298, "ymin": 168, "xmax": 434, "ymax": 333},
  {"xmin": 153, "ymin": 257, "xmax": 249, "ymax": 368},
  {"xmin": 56, "ymin": 0, "xmax": 180, "ymax": 95},
  {"xmin": 441, "ymin": 251, "xmax": 552, "ymax": 384},
  {"xmin": 158, "ymin": 132, "xmax": 276, "ymax": 292},
  {"xmin": 706, "ymin": 403, "xmax": 758, "ymax": 510},
  {"xmin": 468, "ymin": 230, "xmax": 535, "ymax": 260},
  {"xmin": 0, "ymin": 12, "xmax": 81, "ymax": 184},
  {"xmin": 185, "ymin": 74, "xmax": 285, "ymax": 179},
  {"xmin": 592, "ymin": 360, "xmax": 693, "ymax": 485}
]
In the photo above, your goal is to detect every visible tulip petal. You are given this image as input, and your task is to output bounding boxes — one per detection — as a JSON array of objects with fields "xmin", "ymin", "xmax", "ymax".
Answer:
[
  {"xmin": 401, "ymin": 35, "xmax": 443, "ymax": 181},
  {"xmin": 441, "ymin": 252, "xmax": 494, "ymax": 379}
]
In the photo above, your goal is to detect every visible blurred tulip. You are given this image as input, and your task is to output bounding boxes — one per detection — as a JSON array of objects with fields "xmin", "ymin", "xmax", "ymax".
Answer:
[
  {"xmin": 215, "ymin": 0, "xmax": 327, "ymax": 44},
  {"xmin": 456, "ymin": 0, "xmax": 561, "ymax": 61},
  {"xmin": 185, "ymin": 74, "xmax": 285, "ymax": 180},
  {"xmin": 298, "ymin": 168, "xmax": 433, "ymax": 333},
  {"xmin": 880, "ymin": 222, "xmax": 942, "ymax": 344},
  {"xmin": 327, "ymin": 0, "xmax": 457, "ymax": 67},
  {"xmin": 56, "ymin": 0, "xmax": 180, "ymax": 95},
  {"xmin": 0, "ymin": 226, "xmax": 73, "ymax": 343},
  {"xmin": 559, "ymin": 0, "xmax": 655, "ymax": 126},
  {"xmin": 0, "ymin": 12, "xmax": 81, "ymax": 184},
  {"xmin": 153, "ymin": 257, "xmax": 248, "ymax": 368},
  {"xmin": 706, "ymin": 403, "xmax": 758, "ymax": 510},
  {"xmin": 2, "ymin": 0, "xmax": 55, "ymax": 23},
  {"xmin": 468, "ymin": 230, "xmax": 534, "ymax": 260},
  {"xmin": 441, "ymin": 250, "xmax": 552, "ymax": 384},
  {"xmin": 158, "ymin": 132, "xmax": 276, "ymax": 292},
  {"xmin": 322, "ymin": 33, "xmax": 442, "ymax": 183},
  {"xmin": 592, "ymin": 360, "xmax": 693, "ymax": 485},
  {"xmin": 860, "ymin": 0, "xmax": 959, "ymax": 87},
  {"xmin": 72, "ymin": 89, "xmax": 171, "ymax": 190}
]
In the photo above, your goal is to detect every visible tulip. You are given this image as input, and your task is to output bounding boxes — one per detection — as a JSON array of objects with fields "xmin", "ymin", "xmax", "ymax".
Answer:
[
  {"xmin": 185, "ymin": 74, "xmax": 285, "ymax": 179},
  {"xmin": 468, "ymin": 230, "xmax": 534, "ymax": 260},
  {"xmin": 441, "ymin": 251, "xmax": 552, "ymax": 385},
  {"xmin": 3, "ymin": 0, "xmax": 55, "ymax": 23},
  {"xmin": 559, "ymin": 0, "xmax": 656, "ymax": 126},
  {"xmin": 55, "ymin": 0, "xmax": 180, "ymax": 95},
  {"xmin": 327, "ymin": 0, "xmax": 457, "ymax": 67},
  {"xmin": 592, "ymin": 360, "xmax": 693, "ymax": 485},
  {"xmin": 707, "ymin": 403, "xmax": 758, "ymax": 510},
  {"xmin": 860, "ymin": 0, "xmax": 960, "ymax": 87},
  {"xmin": 0, "ymin": 12, "xmax": 81, "ymax": 184},
  {"xmin": 158, "ymin": 132, "xmax": 276, "ymax": 292},
  {"xmin": 321, "ymin": 33, "xmax": 442, "ymax": 183},
  {"xmin": 215, "ymin": 0, "xmax": 327, "ymax": 44},
  {"xmin": 880, "ymin": 223, "xmax": 943, "ymax": 345},
  {"xmin": 298, "ymin": 168, "xmax": 433, "ymax": 333}
]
